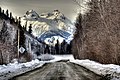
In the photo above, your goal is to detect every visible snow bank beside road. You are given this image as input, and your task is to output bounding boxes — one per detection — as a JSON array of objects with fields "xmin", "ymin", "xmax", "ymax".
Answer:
[
  {"xmin": 0, "ymin": 59, "xmax": 44, "ymax": 80},
  {"xmin": 38, "ymin": 54, "xmax": 54, "ymax": 61},
  {"xmin": 1, "ymin": 54, "xmax": 120, "ymax": 80},
  {"xmin": 52, "ymin": 55, "xmax": 74, "ymax": 61},
  {"xmin": 70, "ymin": 59, "xmax": 120, "ymax": 80},
  {"xmin": 0, "ymin": 54, "xmax": 72, "ymax": 80}
]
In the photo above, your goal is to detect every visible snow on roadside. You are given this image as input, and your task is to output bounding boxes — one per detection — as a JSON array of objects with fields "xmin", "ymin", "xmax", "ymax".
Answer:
[
  {"xmin": 0, "ymin": 59, "xmax": 45, "ymax": 80},
  {"xmin": 0, "ymin": 54, "xmax": 72, "ymax": 80},
  {"xmin": 70, "ymin": 59, "xmax": 120, "ymax": 80},
  {"xmin": 38, "ymin": 54, "xmax": 54, "ymax": 61},
  {"xmin": 1, "ymin": 54, "xmax": 120, "ymax": 80},
  {"xmin": 51, "ymin": 55, "xmax": 74, "ymax": 62},
  {"xmin": 0, "ymin": 54, "xmax": 74, "ymax": 80},
  {"xmin": 37, "ymin": 55, "xmax": 74, "ymax": 63}
]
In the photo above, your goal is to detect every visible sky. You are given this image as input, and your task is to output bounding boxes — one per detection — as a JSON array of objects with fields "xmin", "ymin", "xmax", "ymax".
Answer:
[{"xmin": 0, "ymin": 0, "xmax": 81, "ymax": 22}]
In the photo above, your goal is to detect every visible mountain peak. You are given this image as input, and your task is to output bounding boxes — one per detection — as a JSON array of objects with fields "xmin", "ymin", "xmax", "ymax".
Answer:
[
  {"xmin": 21, "ymin": 10, "xmax": 75, "ymax": 44},
  {"xmin": 28, "ymin": 9, "xmax": 34, "ymax": 13},
  {"xmin": 24, "ymin": 10, "xmax": 40, "ymax": 20},
  {"xmin": 53, "ymin": 9, "xmax": 60, "ymax": 14}
]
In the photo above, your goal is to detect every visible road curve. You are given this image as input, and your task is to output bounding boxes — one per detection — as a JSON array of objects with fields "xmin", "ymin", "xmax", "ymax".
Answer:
[{"xmin": 10, "ymin": 61, "xmax": 108, "ymax": 80}]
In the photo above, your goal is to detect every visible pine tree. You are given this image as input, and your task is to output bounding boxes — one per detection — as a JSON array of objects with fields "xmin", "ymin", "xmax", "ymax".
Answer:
[
  {"xmin": 18, "ymin": 17, "xmax": 23, "ymax": 30},
  {"xmin": 45, "ymin": 45, "xmax": 50, "ymax": 54},
  {"xmin": 66, "ymin": 42, "xmax": 72, "ymax": 54},
  {"xmin": 0, "ymin": 7, "xmax": 1, "ymax": 14},
  {"xmin": 10, "ymin": 12, "xmax": 13, "ymax": 24},
  {"xmin": 18, "ymin": 17, "xmax": 21, "ymax": 25},
  {"xmin": 0, "ymin": 21, "xmax": 9, "ymax": 43},
  {"xmin": 24, "ymin": 21, "xmax": 27, "ymax": 31},
  {"xmin": 55, "ymin": 39, "xmax": 59, "ymax": 54},
  {"xmin": 15, "ymin": 16, "xmax": 18, "ymax": 24},
  {"xmin": 0, "ymin": 50, "xmax": 3, "ymax": 65},
  {"xmin": 17, "ymin": 17, "xmax": 26, "ymax": 48},
  {"xmin": 6, "ymin": 9, "xmax": 9, "ymax": 17},
  {"xmin": 10, "ymin": 12, "xmax": 12, "ymax": 19},
  {"xmin": 28, "ymin": 24, "xmax": 32, "ymax": 34},
  {"xmin": 2, "ymin": 10, "xmax": 4, "ymax": 14},
  {"xmin": 60, "ymin": 40, "xmax": 66, "ymax": 54},
  {"xmin": 19, "ymin": 29, "xmax": 26, "ymax": 48},
  {"xmin": 13, "ymin": 30, "xmax": 18, "ymax": 54}
]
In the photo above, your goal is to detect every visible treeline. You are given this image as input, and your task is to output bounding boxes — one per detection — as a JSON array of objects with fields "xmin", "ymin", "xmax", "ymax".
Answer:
[
  {"xmin": 0, "ymin": 7, "xmax": 32, "ymax": 32},
  {"xmin": 43, "ymin": 40, "xmax": 72, "ymax": 55},
  {"xmin": 0, "ymin": 7, "xmax": 34, "ymax": 46},
  {"xmin": 0, "ymin": 7, "xmax": 36, "ymax": 64},
  {"xmin": 72, "ymin": 0, "xmax": 120, "ymax": 64}
]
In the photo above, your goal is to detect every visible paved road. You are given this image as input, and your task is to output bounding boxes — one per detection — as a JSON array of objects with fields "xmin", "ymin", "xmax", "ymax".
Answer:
[{"xmin": 10, "ymin": 61, "xmax": 108, "ymax": 80}]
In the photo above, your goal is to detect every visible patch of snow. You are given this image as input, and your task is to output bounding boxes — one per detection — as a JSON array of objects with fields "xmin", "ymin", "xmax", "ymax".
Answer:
[
  {"xmin": 44, "ymin": 36, "xmax": 64, "ymax": 46},
  {"xmin": 0, "ymin": 55, "xmax": 74, "ymax": 80},
  {"xmin": 70, "ymin": 59, "xmax": 120, "ymax": 80},
  {"xmin": 38, "ymin": 54, "xmax": 54, "ymax": 61},
  {"xmin": 0, "ymin": 59, "xmax": 44, "ymax": 80},
  {"xmin": 52, "ymin": 55, "xmax": 74, "ymax": 62}
]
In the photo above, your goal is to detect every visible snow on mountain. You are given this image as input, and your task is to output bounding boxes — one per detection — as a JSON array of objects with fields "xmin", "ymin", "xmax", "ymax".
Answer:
[
  {"xmin": 21, "ymin": 10, "xmax": 75, "ymax": 44},
  {"xmin": 23, "ymin": 10, "xmax": 40, "ymax": 20},
  {"xmin": 38, "ymin": 29, "xmax": 71, "ymax": 43}
]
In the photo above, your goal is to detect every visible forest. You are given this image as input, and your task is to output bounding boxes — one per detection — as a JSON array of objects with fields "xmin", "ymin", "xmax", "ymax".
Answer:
[{"xmin": 72, "ymin": 0, "xmax": 120, "ymax": 65}]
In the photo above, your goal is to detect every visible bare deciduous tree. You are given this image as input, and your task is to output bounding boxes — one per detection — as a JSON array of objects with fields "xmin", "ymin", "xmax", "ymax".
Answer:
[{"xmin": 72, "ymin": 0, "xmax": 120, "ymax": 64}]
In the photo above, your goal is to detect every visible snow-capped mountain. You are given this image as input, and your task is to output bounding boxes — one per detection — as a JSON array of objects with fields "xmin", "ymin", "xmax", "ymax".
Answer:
[
  {"xmin": 23, "ymin": 10, "xmax": 40, "ymax": 20},
  {"xmin": 38, "ymin": 29, "xmax": 71, "ymax": 42},
  {"xmin": 21, "ymin": 10, "xmax": 75, "ymax": 44}
]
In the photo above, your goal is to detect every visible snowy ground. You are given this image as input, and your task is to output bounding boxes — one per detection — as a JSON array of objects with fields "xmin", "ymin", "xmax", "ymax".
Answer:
[
  {"xmin": 0, "ymin": 54, "xmax": 74, "ymax": 80},
  {"xmin": 0, "ymin": 59, "xmax": 44, "ymax": 80},
  {"xmin": 70, "ymin": 60, "xmax": 120, "ymax": 80},
  {"xmin": 0, "ymin": 54, "xmax": 120, "ymax": 80}
]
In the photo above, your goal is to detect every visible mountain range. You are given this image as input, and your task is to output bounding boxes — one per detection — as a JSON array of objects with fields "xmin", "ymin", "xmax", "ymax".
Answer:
[{"xmin": 21, "ymin": 10, "xmax": 75, "ymax": 44}]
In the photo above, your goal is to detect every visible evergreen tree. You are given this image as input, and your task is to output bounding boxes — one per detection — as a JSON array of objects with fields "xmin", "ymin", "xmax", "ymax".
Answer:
[
  {"xmin": 0, "ymin": 7, "xmax": 1, "ymax": 13},
  {"xmin": 0, "ymin": 50, "xmax": 3, "ymax": 65},
  {"xmin": 6, "ymin": 9, "xmax": 9, "ymax": 17},
  {"xmin": 0, "ymin": 21, "xmax": 9, "ymax": 43},
  {"xmin": 66, "ymin": 42, "xmax": 72, "ymax": 54},
  {"xmin": 69, "ymin": 41, "xmax": 72, "ymax": 54},
  {"xmin": 24, "ymin": 21, "xmax": 27, "ymax": 31},
  {"xmin": 17, "ymin": 17, "xmax": 26, "ymax": 48},
  {"xmin": 60, "ymin": 40, "xmax": 66, "ymax": 54},
  {"xmin": 18, "ymin": 17, "xmax": 21, "ymax": 25},
  {"xmin": 0, "ymin": 7, "xmax": 2, "ymax": 18},
  {"xmin": 55, "ymin": 39, "xmax": 59, "ymax": 54},
  {"xmin": 19, "ymin": 29, "xmax": 26, "ymax": 48},
  {"xmin": 15, "ymin": 16, "xmax": 18, "ymax": 24},
  {"xmin": 28, "ymin": 24, "xmax": 32, "ymax": 34},
  {"xmin": 44, "ymin": 45, "xmax": 50, "ymax": 54},
  {"xmin": 10, "ymin": 12, "xmax": 12, "ymax": 19},
  {"xmin": 18, "ymin": 17, "xmax": 23, "ymax": 30},
  {"xmin": 23, "ymin": 26, "xmax": 25, "ymax": 30},
  {"xmin": 10, "ymin": 12, "xmax": 13, "ymax": 24},
  {"xmin": 13, "ymin": 30, "xmax": 18, "ymax": 54},
  {"xmin": 2, "ymin": 10, "xmax": 4, "ymax": 14}
]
